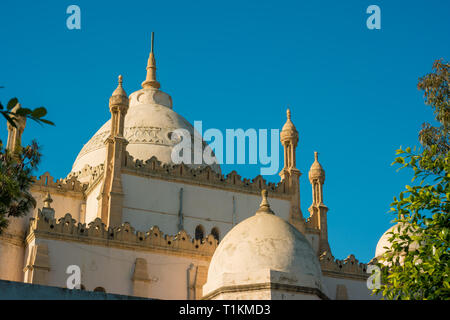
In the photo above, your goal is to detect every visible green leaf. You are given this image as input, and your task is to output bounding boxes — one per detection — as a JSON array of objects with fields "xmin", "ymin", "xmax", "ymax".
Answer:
[
  {"xmin": 31, "ymin": 107, "xmax": 47, "ymax": 118},
  {"xmin": 7, "ymin": 97, "xmax": 18, "ymax": 110}
]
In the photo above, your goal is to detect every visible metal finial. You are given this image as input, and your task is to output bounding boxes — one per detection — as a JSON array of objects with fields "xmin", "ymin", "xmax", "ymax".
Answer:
[
  {"xmin": 151, "ymin": 32, "xmax": 154, "ymax": 53},
  {"xmin": 118, "ymin": 75, "xmax": 123, "ymax": 86},
  {"xmin": 287, "ymin": 108, "xmax": 291, "ymax": 120},
  {"xmin": 314, "ymin": 151, "xmax": 318, "ymax": 161}
]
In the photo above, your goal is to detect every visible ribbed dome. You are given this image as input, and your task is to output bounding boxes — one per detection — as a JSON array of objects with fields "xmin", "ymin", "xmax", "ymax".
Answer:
[
  {"xmin": 71, "ymin": 87, "xmax": 221, "ymax": 174},
  {"xmin": 309, "ymin": 152, "xmax": 325, "ymax": 180},
  {"xmin": 203, "ymin": 191, "xmax": 325, "ymax": 297}
]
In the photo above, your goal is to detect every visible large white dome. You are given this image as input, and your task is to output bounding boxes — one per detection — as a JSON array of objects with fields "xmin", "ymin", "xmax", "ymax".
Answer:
[
  {"xmin": 71, "ymin": 87, "xmax": 221, "ymax": 174},
  {"xmin": 203, "ymin": 191, "xmax": 326, "ymax": 298}
]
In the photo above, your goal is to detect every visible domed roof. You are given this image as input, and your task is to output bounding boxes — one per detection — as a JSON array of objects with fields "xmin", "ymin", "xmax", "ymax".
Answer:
[
  {"xmin": 71, "ymin": 38, "xmax": 220, "ymax": 175},
  {"xmin": 204, "ymin": 190, "xmax": 325, "ymax": 297},
  {"xmin": 309, "ymin": 151, "xmax": 325, "ymax": 180},
  {"xmin": 375, "ymin": 222, "xmax": 419, "ymax": 260}
]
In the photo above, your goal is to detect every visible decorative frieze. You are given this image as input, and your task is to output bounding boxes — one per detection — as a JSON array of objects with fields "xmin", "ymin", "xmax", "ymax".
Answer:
[
  {"xmin": 122, "ymin": 153, "xmax": 288, "ymax": 196},
  {"xmin": 28, "ymin": 211, "xmax": 218, "ymax": 257}
]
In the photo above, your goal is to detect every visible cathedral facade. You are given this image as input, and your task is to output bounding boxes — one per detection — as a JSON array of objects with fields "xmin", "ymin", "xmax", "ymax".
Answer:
[{"xmin": 0, "ymin": 36, "xmax": 378, "ymax": 300}]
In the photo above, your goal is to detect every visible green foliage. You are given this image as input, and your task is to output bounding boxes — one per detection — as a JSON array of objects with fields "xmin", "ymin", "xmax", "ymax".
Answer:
[
  {"xmin": 0, "ymin": 140, "xmax": 41, "ymax": 235},
  {"xmin": 418, "ymin": 59, "xmax": 449, "ymax": 155},
  {"xmin": 375, "ymin": 146, "xmax": 449, "ymax": 299},
  {"xmin": 0, "ymin": 96, "xmax": 54, "ymax": 127},
  {"xmin": 374, "ymin": 60, "xmax": 450, "ymax": 300}
]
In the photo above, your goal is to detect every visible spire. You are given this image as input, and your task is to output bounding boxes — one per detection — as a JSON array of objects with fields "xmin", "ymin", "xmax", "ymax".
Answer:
[
  {"xmin": 141, "ymin": 32, "xmax": 161, "ymax": 90},
  {"xmin": 256, "ymin": 190, "xmax": 274, "ymax": 215}
]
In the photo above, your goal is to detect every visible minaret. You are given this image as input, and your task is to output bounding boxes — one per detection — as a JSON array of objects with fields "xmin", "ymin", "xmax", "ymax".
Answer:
[
  {"xmin": 97, "ymin": 75, "xmax": 129, "ymax": 227},
  {"xmin": 308, "ymin": 151, "xmax": 330, "ymax": 254},
  {"xmin": 141, "ymin": 32, "xmax": 161, "ymax": 90},
  {"xmin": 6, "ymin": 103, "xmax": 27, "ymax": 153},
  {"xmin": 279, "ymin": 108, "xmax": 305, "ymax": 232}
]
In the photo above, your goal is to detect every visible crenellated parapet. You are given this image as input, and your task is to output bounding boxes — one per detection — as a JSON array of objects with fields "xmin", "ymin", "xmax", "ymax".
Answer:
[
  {"xmin": 66, "ymin": 163, "xmax": 105, "ymax": 186},
  {"xmin": 28, "ymin": 211, "xmax": 218, "ymax": 258},
  {"xmin": 319, "ymin": 251, "xmax": 369, "ymax": 280},
  {"xmin": 122, "ymin": 153, "xmax": 289, "ymax": 197},
  {"xmin": 32, "ymin": 172, "xmax": 87, "ymax": 194}
]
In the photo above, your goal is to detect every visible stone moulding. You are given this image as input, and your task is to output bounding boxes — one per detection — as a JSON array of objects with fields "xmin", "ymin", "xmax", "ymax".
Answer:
[
  {"xmin": 27, "ymin": 211, "xmax": 218, "ymax": 257},
  {"xmin": 319, "ymin": 251, "xmax": 369, "ymax": 280},
  {"xmin": 122, "ymin": 153, "xmax": 289, "ymax": 197}
]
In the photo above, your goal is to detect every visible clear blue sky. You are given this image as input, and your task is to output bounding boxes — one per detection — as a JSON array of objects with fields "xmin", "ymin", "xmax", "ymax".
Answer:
[{"xmin": 1, "ymin": 0, "xmax": 449, "ymax": 262}]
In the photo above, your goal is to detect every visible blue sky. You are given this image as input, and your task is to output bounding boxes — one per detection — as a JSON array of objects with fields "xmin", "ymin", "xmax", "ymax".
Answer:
[{"xmin": 1, "ymin": 0, "xmax": 449, "ymax": 262}]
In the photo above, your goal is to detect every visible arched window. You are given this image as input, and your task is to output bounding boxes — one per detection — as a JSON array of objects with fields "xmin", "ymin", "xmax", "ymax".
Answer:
[
  {"xmin": 195, "ymin": 225, "xmax": 205, "ymax": 240},
  {"xmin": 93, "ymin": 287, "xmax": 106, "ymax": 293},
  {"xmin": 211, "ymin": 227, "xmax": 220, "ymax": 242}
]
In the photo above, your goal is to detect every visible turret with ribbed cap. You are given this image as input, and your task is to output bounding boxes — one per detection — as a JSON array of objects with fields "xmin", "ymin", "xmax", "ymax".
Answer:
[
  {"xmin": 309, "ymin": 151, "xmax": 325, "ymax": 183},
  {"xmin": 307, "ymin": 151, "xmax": 330, "ymax": 255},
  {"xmin": 97, "ymin": 75, "xmax": 129, "ymax": 227},
  {"xmin": 109, "ymin": 75, "xmax": 129, "ymax": 137},
  {"xmin": 279, "ymin": 108, "xmax": 304, "ymax": 233}
]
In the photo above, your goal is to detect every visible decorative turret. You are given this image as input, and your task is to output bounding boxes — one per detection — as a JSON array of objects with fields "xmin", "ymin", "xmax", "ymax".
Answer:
[
  {"xmin": 280, "ymin": 109, "xmax": 299, "ymax": 176},
  {"xmin": 40, "ymin": 192, "xmax": 55, "ymax": 220},
  {"xmin": 141, "ymin": 32, "xmax": 161, "ymax": 90},
  {"xmin": 307, "ymin": 152, "xmax": 330, "ymax": 255},
  {"xmin": 6, "ymin": 103, "xmax": 27, "ymax": 153},
  {"xmin": 309, "ymin": 152, "xmax": 325, "ymax": 204},
  {"xmin": 279, "ymin": 108, "xmax": 304, "ymax": 233},
  {"xmin": 109, "ymin": 75, "xmax": 129, "ymax": 137},
  {"xmin": 97, "ymin": 75, "xmax": 130, "ymax": 227}
]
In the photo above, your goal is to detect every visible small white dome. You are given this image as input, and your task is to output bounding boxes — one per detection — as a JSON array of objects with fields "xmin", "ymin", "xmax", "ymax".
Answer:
[
  {"xmin": 203, "ymin": 191, "xmax": 325, "ymax": 298},
  {"xmin": 375, "ymin": 222, "xmax": 419, "ymax": 260},
  {"xmin": 71, "ymin": 87, "xmax": 221, "ymax": 174}
]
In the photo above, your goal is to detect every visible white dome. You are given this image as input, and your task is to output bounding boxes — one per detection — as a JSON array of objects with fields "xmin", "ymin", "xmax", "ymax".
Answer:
[
  {"xmin": 71, "ymin": 87, "xmax": 221, "ymax": 174},
  {"xmin": 203, "ymin": 192, "xmax": 325, "ymax": 298},
  {"xmin": 375, "ymin": 222, "xmax": 419, "ymax": 260}
]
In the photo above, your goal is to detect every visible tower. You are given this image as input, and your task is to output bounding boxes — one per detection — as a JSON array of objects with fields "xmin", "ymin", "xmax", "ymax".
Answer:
[
  {"xmin": 97, "ymin": 75, "xmax": 129, "ymax": 227},
  {"xmin": 308, "ymin": 151, "xmax": 330, "ymax": 254},
  {"xmin": 279, "ymin": 108, "xmax": 305, "ymax": 232},
  {"xmin": 6, "ymin": 103, "xmax": 26, "ymax": 153}
]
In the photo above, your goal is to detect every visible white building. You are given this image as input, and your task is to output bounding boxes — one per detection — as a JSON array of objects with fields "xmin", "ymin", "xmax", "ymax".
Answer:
[{"xmin": 0, "ymin": 35, "xmax": 379, "ymax": 300}]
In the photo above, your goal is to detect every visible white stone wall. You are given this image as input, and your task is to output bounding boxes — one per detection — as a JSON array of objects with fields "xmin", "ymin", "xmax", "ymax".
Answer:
[
  {"xmin": 29, "ymin": 237, "xmax": 209, "ymax": 299},
  {"xmin": 32, "ymin": 190, "xmax": 84, "ymax": 222},
  {"xmin": 322, "ymin": 275, "xmax": 380, "ymax": 300},
  {"xmin": 85, "ymin": 183, "xmax": 102, "ymax": 223},
  {"xmin": 121, "ymin": 174, "xmax": 291, "ymax": 238}
]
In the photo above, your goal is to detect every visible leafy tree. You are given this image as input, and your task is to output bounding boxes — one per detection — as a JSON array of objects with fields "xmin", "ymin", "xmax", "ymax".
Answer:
[
  {"xmin": 374, "ymin": 60, "xmax": 449, "ymax": 300},
  {"xmin": 0, "ymin": 92, "xmax": 52, "ymax": 234},
  {"xmin": 0, "ymin": 140, "xmax": 41, "ymax": 234},
  {"xmin": 0, "ymin": 96, "xmax": 54, "ymax": 127}
]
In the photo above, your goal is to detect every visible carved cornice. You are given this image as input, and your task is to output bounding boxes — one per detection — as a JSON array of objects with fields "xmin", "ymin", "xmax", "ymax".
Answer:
[
  {"xmin": 122, "ymin": 153, "xmax": 289, "ymax": 197},
  {"xmin": 27, "ymin": 211, "xmax": 218, "ymax": 258},
  {"xmin": 319, "ymin": 251, "xmax": 369, "ymax": 280}
]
